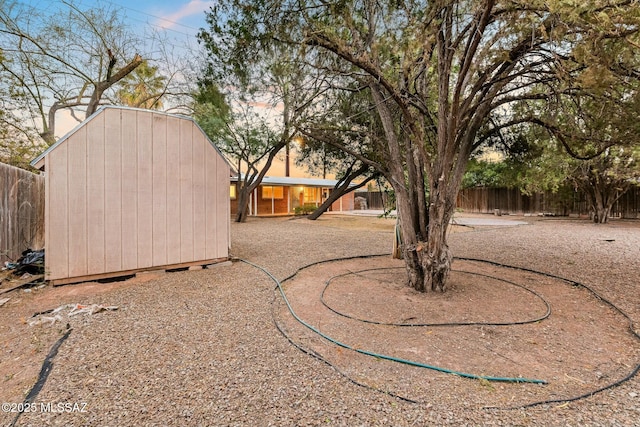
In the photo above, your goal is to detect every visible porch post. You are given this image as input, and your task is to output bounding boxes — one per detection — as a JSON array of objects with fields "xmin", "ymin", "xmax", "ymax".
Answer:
[{"xmin": 254, "ymin": 188, "xmax": 258, "ymax": 216}]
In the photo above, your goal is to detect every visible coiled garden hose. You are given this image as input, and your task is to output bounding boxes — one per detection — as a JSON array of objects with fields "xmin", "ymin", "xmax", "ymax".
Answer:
[
  {"xmin": 240, "ymin": 257, "xmax": 547, "ymax": 384},
  {"xmin": 238, "ymin": 253, "xmax": 640, "ymax": 409},
  {"xmin": 321, "ymin": 266, "xmax": 551, "ymax": 327}
]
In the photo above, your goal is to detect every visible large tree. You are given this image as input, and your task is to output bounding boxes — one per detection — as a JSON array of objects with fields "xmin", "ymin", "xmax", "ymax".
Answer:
[
  {"xmin": 204, "ymin": 0, "xmax": 639, "ymax": 292},
  {"xmin": 514, "ymin": 13, "xmax": 640, "ymax": 223},
  {"xmin": 512, "ymin": 124, "xmax": 640, "ymax": 224},
  {"xmin": 208, "ymin": 103, "xmax": 284, "ymax": 223},
  {"xmin": 0, "ymin": 0, "xmax": 143, "ymax": 146}
]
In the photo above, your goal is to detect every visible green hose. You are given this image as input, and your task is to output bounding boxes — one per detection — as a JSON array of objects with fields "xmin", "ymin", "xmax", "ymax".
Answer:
[{"xmin": 241, "ymin": 258, "xmax": 547, "ymax": 385}]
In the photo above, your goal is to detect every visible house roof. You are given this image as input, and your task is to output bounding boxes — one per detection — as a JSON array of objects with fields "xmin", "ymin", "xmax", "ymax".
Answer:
[
  {"xmin": 231, "ymin": 174, "xmax": 356, "ymax": 188},
  {"xmin": 30, "ymin": 105, "xmax": 236, "ymax": 173}
]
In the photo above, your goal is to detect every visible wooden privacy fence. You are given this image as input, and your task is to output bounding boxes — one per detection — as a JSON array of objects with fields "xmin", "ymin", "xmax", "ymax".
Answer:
[
  {"xmin": 357, "ymin": 187, "xmax": 640, "ymax": 219},
  {"xmin": 354, "ymin": 190, "xmax": 391, "ymax": 210},
  {"xmin": 456, "ymin": 187, "xmax": 640, "ymax": 219},
  {"xmin": 0, "ymin": 162, "xmax": 45, "ymax": 263}
]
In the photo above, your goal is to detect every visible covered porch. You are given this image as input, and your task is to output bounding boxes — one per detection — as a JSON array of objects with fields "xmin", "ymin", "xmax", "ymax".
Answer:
[{"xmin": 230, "ymin": 176, "xmax": 355, "ymax": 217}]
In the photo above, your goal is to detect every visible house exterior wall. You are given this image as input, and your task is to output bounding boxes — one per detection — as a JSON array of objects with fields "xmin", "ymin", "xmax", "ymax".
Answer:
[
  {"xmin": 230, "ymin": 184, "xmax": 355, "ymax": 216},
  {"xmin": 331, "ymin": 192, "xmax": 354, "ymax": 211},
  {"xmin": 44, "ymin": 107, "xmax": 230, "ymax": 284},
  {"xmin": 256, "ymin": 186, "xmax": 290, "ymax": 215}
]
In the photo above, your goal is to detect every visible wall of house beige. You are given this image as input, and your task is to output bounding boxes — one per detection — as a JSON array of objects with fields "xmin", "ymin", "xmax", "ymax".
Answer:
[{"xmin": 33, "ymin": 107, "xmax": 230, "ymax": 285}]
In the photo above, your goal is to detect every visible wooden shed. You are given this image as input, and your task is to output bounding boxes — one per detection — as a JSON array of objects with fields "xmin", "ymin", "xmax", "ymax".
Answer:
[{"xmin": 31, "ymin": 106, "xmax": 231, "ymax": 285}]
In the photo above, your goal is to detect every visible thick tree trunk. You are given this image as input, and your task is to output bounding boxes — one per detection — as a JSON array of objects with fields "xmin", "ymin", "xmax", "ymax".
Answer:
[
  {"xmin": 423, "ymin": 190, "xmax": 454, "ymax": 292},
  {"xmin": 580, "ymin": 170, "xmax": 630, "ymax": 225},
  {"xmin": 394, "ymin": 182, "xmax": 455, "ymax": 292},
  {"xmin": 86, "ymin": 54, "xmax": 143, "ymax": 117},
  {"xmin": 235, "ymin": 186, "xmax": 251, "ymax": 222},
  {"xmin": 401, "ymin": 190, "xmax": 454, "ymax": 292},
  {"xmin": 592, "ymin": 205, "xmax": 611, "ymax": 224},
  {"xmin": 591, "ymin": 182, "xmax": 609, "ymax": 224},
  {"xmin": 590, "ymin": 192, "xmax": 617, "ymax": 224}
]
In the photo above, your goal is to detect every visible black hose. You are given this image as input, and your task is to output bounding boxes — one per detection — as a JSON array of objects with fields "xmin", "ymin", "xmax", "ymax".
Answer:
[
  {"xmin": 9, "ymin": 326, "xmax": 72, "ymax": 427},
  {"xmin": 458, "ymin": 257, "xmax": 640, "ymax": 410},
  {"xmin": 244, "ymin": 252, "xmax": 640, "ymax": 409},
  {"xmin": 320, "ymin": 265, "xmax": 551, "ymax": 327}
]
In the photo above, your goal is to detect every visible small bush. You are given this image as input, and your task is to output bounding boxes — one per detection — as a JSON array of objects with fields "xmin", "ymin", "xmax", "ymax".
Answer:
[{"xmin": 294, "ymin": 204, "xmax": 317, "ymax": 215}]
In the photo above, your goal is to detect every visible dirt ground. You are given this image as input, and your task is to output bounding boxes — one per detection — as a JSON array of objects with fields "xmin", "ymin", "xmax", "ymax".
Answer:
[
  {"xmin": 0, "ymin": 272, "xmax": 161, "ymax": 408},
  {"xmin": 276, "ymin": 255, "xmax": 639, "ymax": 409},
  {"xmin": 0, "ymin": 213, "xmax": 639, "ymax": 426}
]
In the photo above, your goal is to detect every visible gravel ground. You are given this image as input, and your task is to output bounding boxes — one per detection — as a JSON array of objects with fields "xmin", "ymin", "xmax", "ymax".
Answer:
[{"xmin": 2, "ymin": 214, "xmax": 639, "ymax": 426}]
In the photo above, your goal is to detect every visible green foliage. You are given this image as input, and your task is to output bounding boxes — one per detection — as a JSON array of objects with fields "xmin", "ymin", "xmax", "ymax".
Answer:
[
  {"xmin": 115, "ymin": 61, "xmax": 167, "ymax": 109},
  {"xmin": 294, "ymin": 204, "xmax": 317, "ymax": 215},
  {"xmin": 193, "ymin": 80, "xmax": 231, "ymax": 144},
  {"xmin": 463, "ymin": 159, "xmax": 510, "ymax": 189}
]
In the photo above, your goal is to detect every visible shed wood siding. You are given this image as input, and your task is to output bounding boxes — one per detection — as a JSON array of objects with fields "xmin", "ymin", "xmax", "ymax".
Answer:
[{"xmin": 44, "ymin": 108, "xmax": 229, "ymax": 284}]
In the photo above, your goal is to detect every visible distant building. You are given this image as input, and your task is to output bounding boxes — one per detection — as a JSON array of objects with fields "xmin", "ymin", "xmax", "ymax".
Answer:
[{"xmin": 230, "ymin": 176, "xmax": 355, "ymax": 216}]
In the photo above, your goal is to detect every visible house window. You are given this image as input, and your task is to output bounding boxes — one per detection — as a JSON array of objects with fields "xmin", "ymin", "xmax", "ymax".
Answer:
[
  {"xmin": 262, "ymin": 185, "xmax": 284, "ymax": 199},
  {"xmin": 303, "ymin": 187, "xmax": 319, "ymax": 203},
  {"xmin": 230, "ymin": 184, "xmax": 237, "ymax": 200}
]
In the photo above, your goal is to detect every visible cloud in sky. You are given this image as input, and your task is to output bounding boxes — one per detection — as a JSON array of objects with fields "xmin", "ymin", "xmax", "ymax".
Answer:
[{"xmin": 153, "ymin": 0, "xmax": 216, "ymax": 30}]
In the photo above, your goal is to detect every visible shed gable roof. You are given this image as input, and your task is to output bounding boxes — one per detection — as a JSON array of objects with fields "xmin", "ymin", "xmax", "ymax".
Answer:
[{"xmin": 31, "ymin": 105, "xmax": 234, "ymax": 172}]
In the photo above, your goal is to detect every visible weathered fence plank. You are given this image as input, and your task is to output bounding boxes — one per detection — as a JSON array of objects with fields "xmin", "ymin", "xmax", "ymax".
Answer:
[{"xmin": 0, "ymin": 163, "xmax": 44, "ymax": 263}]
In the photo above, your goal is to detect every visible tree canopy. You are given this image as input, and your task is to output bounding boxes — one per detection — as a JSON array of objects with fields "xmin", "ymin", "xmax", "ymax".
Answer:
[
  {"xmin": 0, "ymin": 0, "xmax": 145, "ymax": 146},
  {"xmin": 202, "ymin": 0, "xmax": 640, "ymax": 292},
  {"xmin": 0, "ymin": 0, "xmax": 198, "ymax": 168}
]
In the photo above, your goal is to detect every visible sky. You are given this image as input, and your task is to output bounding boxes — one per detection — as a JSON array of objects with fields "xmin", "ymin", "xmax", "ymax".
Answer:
[
  {"xmin": 26, "ymin": 0, "xmax": 215, "ymax": 46},
  {"xmin": 28, "ymin": 1, "xmax": 310, "ymax": 177},
  {"xmin": 87, "ymin": 0, "xmax": 215, "ymax": 38}
]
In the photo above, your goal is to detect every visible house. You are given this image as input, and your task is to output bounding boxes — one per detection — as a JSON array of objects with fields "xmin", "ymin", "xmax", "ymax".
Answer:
[
  {"xmin": 31, "ymin": 106, "xmax": 232, "ymax": 285},
  {"xmin": 230, "ymin": 175, "xmax": 355, "ymax": 216}
]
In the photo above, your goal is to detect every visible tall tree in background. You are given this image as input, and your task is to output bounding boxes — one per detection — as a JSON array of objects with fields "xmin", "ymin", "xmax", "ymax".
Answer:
[
  {"xmin": 115, "ymin": 60, "xmax": 167, "ymax": 110},
  {"xmin": 206, "ymin": 0, "xmax": 640, "ymax": 292},
  {"xmin": 516, "ymin": 12, "xmax": 640, "ymax": 224},
  {"xmin": 297, "ymin": 83, "xmax": 386, "ymax": 219},
  {"xmin": 513, "ymin": 96, "xmax": 640, "ymax": 224},
  {"xmin": 218, "ymin": 107, "xmax": 281, "ymax": 223},
  {"xmin": 572, "ymin": 147, "xmax": 639, "ymax": 223},
  {"xmin": 198, "ymin": 23, "xmax": 326, "ymax": 222},
  {"xmin": 0, "ymin": 0, "xmax": 143, "ymax": 148},
  {"xmin": 193, "ymin": 79, "xmax": 231, "ymax": 142}
]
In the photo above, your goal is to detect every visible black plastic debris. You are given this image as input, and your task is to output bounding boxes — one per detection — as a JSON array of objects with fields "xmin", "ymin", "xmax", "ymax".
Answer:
[{"xmin": 15, "ymin": 249, "xmax": 45, "ymax": 275}]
